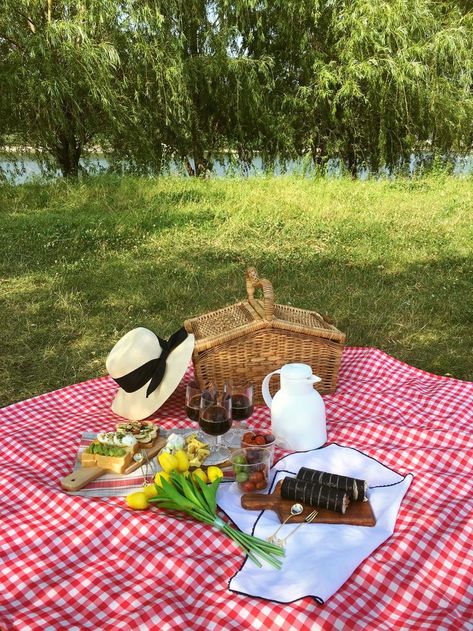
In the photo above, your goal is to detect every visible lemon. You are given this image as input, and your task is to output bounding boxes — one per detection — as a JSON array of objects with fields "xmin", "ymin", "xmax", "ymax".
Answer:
[
  {"xmin": 174, "ymin": 449, "xmax": 190, "ymax": 473},
  {"xmin": 158, "ymin": 452, "xmax": 179, "ymax": 473},
  {"xmin": 126, "ymin": 491, "xmax": 149, "ymax": 510},
  {"xmin": 207, "ymin": 466, "xmax": 224, "ymax": 483},
  {"xmin": 142, "ymin": 483, "xmax": 158, "ymax": 498},
  {"xmin": 154, "ymin": 471, "xmax": 172, "ymax": 487},
  {"xmin": 192, "ymin": 468, "xmax": 208, "ymax": 484}
]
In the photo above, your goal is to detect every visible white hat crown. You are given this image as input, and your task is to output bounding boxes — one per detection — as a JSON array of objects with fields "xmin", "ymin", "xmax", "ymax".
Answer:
[
  {"xmin": 106, "ymin": 326, "xmax": 195, "ymax": 421},
  {"xmin": 106, "ymin": 328, "xmax": 161, "ymax": 379}
]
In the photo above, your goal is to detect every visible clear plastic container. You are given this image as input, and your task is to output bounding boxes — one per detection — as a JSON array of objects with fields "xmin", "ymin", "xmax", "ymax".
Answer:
[
  {"xmin": 240, "ymin": 431, "xmax": 276, "ymax": 466},
  {"xmin": 230, "ymin": 447, "xmax": 271, "ymax": 494}
]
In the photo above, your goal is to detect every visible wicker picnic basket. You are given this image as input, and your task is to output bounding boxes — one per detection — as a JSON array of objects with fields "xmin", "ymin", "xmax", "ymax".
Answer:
[{"xmin": 184, "ymin": 268, "xmax": 346, "ymax": 404}]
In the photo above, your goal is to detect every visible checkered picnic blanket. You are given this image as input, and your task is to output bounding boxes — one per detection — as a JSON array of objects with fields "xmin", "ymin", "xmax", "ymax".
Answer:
[{"xmin": 0, "ymin": 347, "xmax": 472, "ymax": 630}]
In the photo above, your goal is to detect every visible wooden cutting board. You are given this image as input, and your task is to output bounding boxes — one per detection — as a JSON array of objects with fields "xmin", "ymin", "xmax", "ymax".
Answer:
[
  {"xmin": 241, "ymin": 480, "xmax": 376, "ymax": 526},
  {"xmin": 60, "ymin": 435, "xmax": 166, "ymax": 492}
]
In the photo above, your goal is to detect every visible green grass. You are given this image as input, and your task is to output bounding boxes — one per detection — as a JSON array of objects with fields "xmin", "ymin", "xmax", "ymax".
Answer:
[{"xmin": 0, "ymin": 174, "xmax": 472, "ymax": 407}]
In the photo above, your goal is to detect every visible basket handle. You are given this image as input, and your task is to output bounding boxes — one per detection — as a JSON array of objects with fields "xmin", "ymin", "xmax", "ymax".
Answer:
[{"xmin": 245, "ymin": 267, "xmax": 274, "ymax": 321}]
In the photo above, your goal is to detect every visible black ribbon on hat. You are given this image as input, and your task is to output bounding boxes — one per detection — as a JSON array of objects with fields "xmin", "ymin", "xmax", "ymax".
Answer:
[{"xmin": 113, "ymin": 327, "xmax": 189, "ymax": 398}]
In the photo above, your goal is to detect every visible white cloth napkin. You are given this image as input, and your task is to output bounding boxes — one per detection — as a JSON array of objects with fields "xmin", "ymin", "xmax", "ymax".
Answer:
[{"xmin": 216, "ymin": 444, "xmax": 413, "ymax": 603}]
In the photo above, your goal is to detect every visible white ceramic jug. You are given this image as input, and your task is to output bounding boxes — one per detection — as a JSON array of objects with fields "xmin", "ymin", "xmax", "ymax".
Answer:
[{"xmin": 261, "ymin": 363, "xmax": 327, "ymax": 451}]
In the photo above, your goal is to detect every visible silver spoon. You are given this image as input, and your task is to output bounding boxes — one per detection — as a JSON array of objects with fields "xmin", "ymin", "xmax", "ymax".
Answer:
[
  {"xmin": 267, "ymin": 503, "xmax": 304, "ymax": 543},
  {"xmin": 133, "ymin": 451, "xmax": 152, "ymax": 485},
  {"xmin": 277, "ymin": 509, "xmax": 319, "ymax": 547}
]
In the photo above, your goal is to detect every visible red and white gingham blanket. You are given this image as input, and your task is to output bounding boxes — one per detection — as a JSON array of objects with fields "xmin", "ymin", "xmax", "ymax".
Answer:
[{"xmin": 0, "ymin": 347, "xmax": 472, "ymax": 630}]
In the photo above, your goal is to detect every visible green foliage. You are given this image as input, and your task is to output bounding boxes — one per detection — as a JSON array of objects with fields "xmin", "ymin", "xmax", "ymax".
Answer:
[
  {"xmin": 0, "ymin": 1, "xmax": 127, "ymax": 176},
  {"xmin": 110, "ymin": 1, "xmax": 273, "ymax": 175},
  {"xmin": 1, "ymin": 1, "xmax": 472, "ymax": 176},
  {"xmin": 238, "ymin": 0, "xmax": 473, "ymax": 174},
  {"xmin": 0, "ymin": 175, "xmax": 471, "ymax": 406},
  {"xmin": 150, "ymin": 471, "xmax": 284, "ymax": 568}
]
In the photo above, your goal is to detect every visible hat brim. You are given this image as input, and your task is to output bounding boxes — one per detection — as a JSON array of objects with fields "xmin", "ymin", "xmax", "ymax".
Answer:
[{"xmin": 110, "ymin": 333, "xmax": 195, "ymax": 421}]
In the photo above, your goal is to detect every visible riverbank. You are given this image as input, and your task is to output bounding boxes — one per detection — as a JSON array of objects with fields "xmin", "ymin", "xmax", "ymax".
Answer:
[
  {"xmin": 2, "ymin": 151, "xmax": 473, "ymax": 183},
  {"xmin": 0, "ymin": 174, "xmax": 471, "ymax": 406}
]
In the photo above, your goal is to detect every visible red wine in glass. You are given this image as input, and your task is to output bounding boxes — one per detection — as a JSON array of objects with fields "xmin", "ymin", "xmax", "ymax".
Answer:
[
  {"xmin": 185, "ymin": 394, "xmax": 201, "ymax": 422},
  {"xmin": 186, "ymin": 381, "xmax": 204, "ymax": 424},
  {"xmin": 228, "ymin": 382, "xmax": 254, "ymax": 429},
  {"xmin": 199, "ymin": 388, "xmax": 232, "ymax": 460},
  {"xmin": 231, "ymin": 394, "xmax": 254, "ymax": 421},
  {"xmin": 199, "ymin": 405, "xmax": 233, "ymax": 436}
]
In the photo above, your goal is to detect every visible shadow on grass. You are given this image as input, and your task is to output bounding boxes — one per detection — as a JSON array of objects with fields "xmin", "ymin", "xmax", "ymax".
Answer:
[
  {"xmin": 0, "ymin": 186, "xmax": 226, "ymax": 276},
  {"xmin": 1, "ymin": 247, "xmax": 471, "ymax": 406}
]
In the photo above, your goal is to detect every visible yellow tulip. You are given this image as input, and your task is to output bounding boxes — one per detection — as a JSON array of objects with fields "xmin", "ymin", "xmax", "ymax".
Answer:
[
  {"xmin": 207, "ymin": 466, "xmax": 224, "ymax": 483},
  {"xmin": 158, "ymin": 452, "xmax": 179, "ymax": 473},
  {"xmin": 126, "ymin": 492, "xmax": 149, "ymax": 510},
  {"xmin": 174, "ymin": 449, "xmax": 190, "ymax": 473},
  {"xmin": 154, "ymin": 471, "xmax": 172, "ymax": 487},
  {"xmin": 192, "ymin": 468, "xmax": 208, "ymax": 484},
  {"xmin": 142, "ymin": 483, "xmax": 158, "ymax": 498}
]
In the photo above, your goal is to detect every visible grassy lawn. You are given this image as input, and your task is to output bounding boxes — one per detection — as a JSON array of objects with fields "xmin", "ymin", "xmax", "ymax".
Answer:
[{"xmin": 0, "ymin": 174, "xmax": 472, "ymax": 407}]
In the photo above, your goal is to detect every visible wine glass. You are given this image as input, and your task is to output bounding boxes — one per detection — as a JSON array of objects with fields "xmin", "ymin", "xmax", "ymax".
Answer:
[
  {"xmin": 199, "ymin": 387, "xmax": 232, "ymax": 462},
  {"xmin": 185, "ymin": 381, "xmax": 202, "ymax": 425},
  {"xmin": 229, "ymin": 380, "xmax": 254, "ymax": 428}
]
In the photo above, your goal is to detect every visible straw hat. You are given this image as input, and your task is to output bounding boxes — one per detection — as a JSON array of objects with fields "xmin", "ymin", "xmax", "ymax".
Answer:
[{"xmin": 106, "ymin": 326, "xmax": 194, "ymax": 421}]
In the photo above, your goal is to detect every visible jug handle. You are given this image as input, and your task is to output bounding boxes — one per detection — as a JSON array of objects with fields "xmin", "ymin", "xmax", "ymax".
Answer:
[{"xmin": 261, "ymin": 370, "xmax": 281, "ymax": 408}]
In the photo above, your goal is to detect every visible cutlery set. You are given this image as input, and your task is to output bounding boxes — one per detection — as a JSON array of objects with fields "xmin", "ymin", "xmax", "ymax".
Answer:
[{"xmin": 266, "ymin": 505, "xmax": 319, "ymax": 548}]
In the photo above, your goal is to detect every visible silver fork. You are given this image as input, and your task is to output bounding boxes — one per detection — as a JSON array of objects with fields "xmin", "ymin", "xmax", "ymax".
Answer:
[
  {"xmin": 272, "ymin": 509, "xmax": 318, "ymax": 548},
  {"xmin": 266, "ymin": 503, "xmax": 303, "ymax": 544}
]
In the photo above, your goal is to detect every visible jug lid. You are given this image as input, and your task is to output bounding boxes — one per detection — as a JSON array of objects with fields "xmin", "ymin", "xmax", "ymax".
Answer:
[{"xmin": 280, "ymin": 363, "xmax": 313, "ymax": 380}]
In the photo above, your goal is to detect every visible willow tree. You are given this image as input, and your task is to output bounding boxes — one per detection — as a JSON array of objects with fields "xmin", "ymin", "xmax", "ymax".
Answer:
[
  {"xmin": 322, "ymin": 0, "xmax": 473, "ymax": 175},
  {"xmin": 145, "ymin": 0, "xmax": 273, "ymax": 176},
  {"xmin": 1, "ymin": 1, "xmax": 471, "ymax": 178},
  {"xmin": 96, "ymin": 3, "xmax": 185, "ymax": 175},
  {"xmin": 85, "ymin": 0, "xmax": 272, "ymax": 177},
  {"xmin": 238, "ymin": 0, "xmax": 473, "ymax": 175},
  {"xmin": 0, "ymin": 1, "xmax": 129, "ymax": 176}
]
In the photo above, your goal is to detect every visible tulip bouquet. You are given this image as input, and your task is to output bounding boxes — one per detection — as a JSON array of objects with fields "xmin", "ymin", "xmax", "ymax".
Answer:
[{"xmin": 149, "ymin": 471, "xmax": 284, "ymax": 569}]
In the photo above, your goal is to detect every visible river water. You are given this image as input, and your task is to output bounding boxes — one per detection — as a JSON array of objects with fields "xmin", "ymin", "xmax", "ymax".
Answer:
[{"xmin": 1, "ymin": 153, "xmax": 472, "ymax": 183}]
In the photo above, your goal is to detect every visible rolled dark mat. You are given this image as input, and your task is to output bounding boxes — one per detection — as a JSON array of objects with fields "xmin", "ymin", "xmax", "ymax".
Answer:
[
  {"xmin": 281, "ymin": 477, "xmax": 349, "ymax": 514},
  {"xmin": 296, "ymin": 467, "xmax": 368, "ymax": 501}
]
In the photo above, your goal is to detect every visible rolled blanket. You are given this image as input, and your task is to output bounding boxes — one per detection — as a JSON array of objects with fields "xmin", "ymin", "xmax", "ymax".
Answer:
[
  {"xmin": 296, "ymin": 467, "xmax": 368, "ymax": 501},
  {"xmin": 281, "ymin": 477, "xmax": 349, "ymax": 514}
]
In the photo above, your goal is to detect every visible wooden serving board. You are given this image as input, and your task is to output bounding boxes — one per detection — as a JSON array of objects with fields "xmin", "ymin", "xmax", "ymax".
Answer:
[
  {"xmin": 241, "ymin": 480, "xmax": 376, "ymax": 527},
  {"xmin": 60, "ymin": 435, "xmax": 166, "ymax": 492}
]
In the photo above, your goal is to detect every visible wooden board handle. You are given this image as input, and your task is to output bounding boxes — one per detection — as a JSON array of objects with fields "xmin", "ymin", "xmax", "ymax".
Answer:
[
  {"xmin": 123, "ymin": 436, "xmax": 166, "ymax": 474},
  {"xmin": 60, "ymin": 466, "xmax": 105, "ymax": 492},
  {"xmin": 241, "ymin": 491, "xmax": 274, "ymax": 511}
]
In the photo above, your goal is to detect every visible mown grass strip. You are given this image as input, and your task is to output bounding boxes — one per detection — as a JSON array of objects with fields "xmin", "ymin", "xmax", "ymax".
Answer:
[{"xmin": 0, "ymin": 174, "xmax": 471, "ymax": 406}]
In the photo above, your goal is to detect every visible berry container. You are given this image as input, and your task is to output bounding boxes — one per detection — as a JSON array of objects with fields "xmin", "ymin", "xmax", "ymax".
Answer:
[{"xmin": 230, "ymin": 447, "xmax": 271, "ymax": 494}]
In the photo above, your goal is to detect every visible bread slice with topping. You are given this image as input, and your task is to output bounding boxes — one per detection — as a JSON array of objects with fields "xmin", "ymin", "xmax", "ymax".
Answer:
[{"xmin": 115, "ymin": 420, "xmax": 158, "ymax": 446}]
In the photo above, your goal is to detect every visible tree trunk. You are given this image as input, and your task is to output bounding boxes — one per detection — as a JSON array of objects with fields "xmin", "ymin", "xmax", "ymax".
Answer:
[
  {"xmin": 346, "ymin": 144, "xmax": 358, "ymax": 179},
  {"xmin": 194, "ymin": 152, "xmax": 209, "ymax": 177},
  {"xmin": 185, "ymin": 145, "xmax": 210, "ymax": 177},
  {"xmin": 237, "ymin": 144, "xmax": 251, "ymax": 175},
  {"xmin": 54, "ymin": 133, "xmax": 82, "ymax": 178},
  {"xmin": 311, "ymin": 140, "xmax": 328, "ymax": 172},
  {"xmin": 183, "ymin": 156, "xmax": 195, "ymax": 176},
  {"xmin": 190, "ymin": 125, "xmax": 209, "ymax": 176}
]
